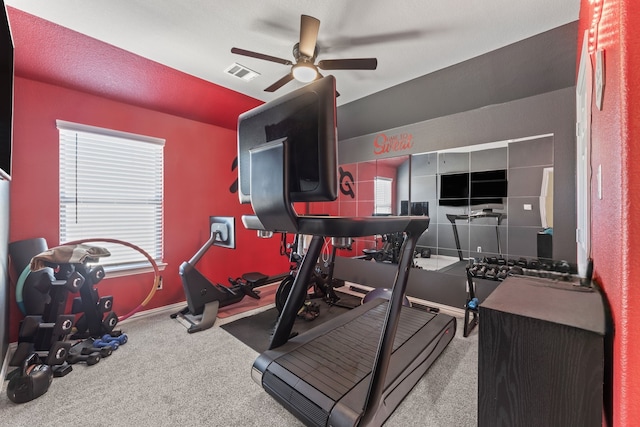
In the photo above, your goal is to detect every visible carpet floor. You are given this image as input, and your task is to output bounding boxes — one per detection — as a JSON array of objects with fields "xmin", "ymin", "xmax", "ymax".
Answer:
[
  {"xmin": 220, "ymin": 294, "xmax": 360, "ymax": 353},
  {"xmin": 1, "ymin": 299, "xmax": 478, "ymax": 427}
]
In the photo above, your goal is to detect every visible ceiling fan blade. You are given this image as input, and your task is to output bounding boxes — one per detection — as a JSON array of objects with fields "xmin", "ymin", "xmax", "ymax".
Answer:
[
  {"xmin": 318, "ymin": 58, "xmax": 378, "ymax": 70},
  {"xmin": 299, "ymin": 15, "xmax": 320, "ymax": 58},
  {"xmin": 231, "ymin": 47, "xmax": 292, "ymax": 66},
  {"xmin": 264, "ymin": 73, "xmax": 294, "ymax": 92}
]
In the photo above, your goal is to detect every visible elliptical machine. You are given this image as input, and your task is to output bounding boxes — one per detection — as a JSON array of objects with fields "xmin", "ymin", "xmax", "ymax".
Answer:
[{"xmin": 171, "ymin": 217, "xmax": 268, "ymax": 333}]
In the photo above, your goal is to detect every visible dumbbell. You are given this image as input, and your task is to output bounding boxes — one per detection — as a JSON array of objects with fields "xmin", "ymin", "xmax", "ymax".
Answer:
[
  {"xmin": 508, "ymin": 266, "xmax": 524, "ymax": 276},
  {"xmin": 100, "ymin": 333, "xmax": 128, "ymax": 345},
  {"xmin": 19, "ymin": 315, "xmax": 75, "ymax": 339},
  {"xmin": 97, "ymin": 296, "xmax": 113, "ymax": 313},
  {"xmin": 554, "ymin": 260, "xmax": 572, "ymax": 274},
  {"xmin": 93, "ymin": 339, "xmax": 118, "ymax": 351},
  {"xmin": 88, "ymin": 266, "xmax": 106, "ymax": 284},
  {"xmin": 81, "ymin": 345, "xmax": 113, "ymax": 358},
  {"xmin": 7, "ymin": 353, "xmax": 53, "ymax": 403},
  {"xmin": 102, "ymin": 311, "xmax": 119, "ymax": 333},
  {"xmin": 484, "ymin": 266, "xmax": 498, "ymax": 280},
  {"xmin": 67, "ymin": 351, "xmax": 100, "ymax": 366},
  {"xmin": 496, "ymin": 265, "xmax": 510, "ymax": 281}
]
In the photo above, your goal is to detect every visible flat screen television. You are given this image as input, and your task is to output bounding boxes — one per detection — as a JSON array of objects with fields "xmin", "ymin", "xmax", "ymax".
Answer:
[
  {"xmin": 439, "ymin": 172, "xmax": 469, "ymax": 207},
  {"xmin": 237, "ymin": 75, "xmax": 338, "ymax": 204},
  {"xmin": 0, "ymin": 2, "xmax": 13, "ymax": 181},
  {"xmin": 470, "ymin": 170, "xmax": 507, "ymax": 198},
  {"xmin": 470, "ymin": 169, "xmax": 507, "ymax": 210},
  {"xmin": 439, "ymin": 169, "xmax": 507, "ymax": 209}
]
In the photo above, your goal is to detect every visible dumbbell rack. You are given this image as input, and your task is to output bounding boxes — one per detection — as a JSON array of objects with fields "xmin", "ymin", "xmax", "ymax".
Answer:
[
  {"xmin": 10, "ymin": 265, "xmax": 85, "ymax": 377},
  {"xmin": 11, "ymin": 260, "xmax": 120, "ymax": 376},
  {"xmin": 69, "ymin": 262, "xmax": 119, "ymax": 339}
]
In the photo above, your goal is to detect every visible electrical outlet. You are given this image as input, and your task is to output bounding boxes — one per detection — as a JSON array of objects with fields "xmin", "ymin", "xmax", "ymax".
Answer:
[
  {"xmin": 477, "ymin": 246, "xmax": 482, "ymax": 253},
  {"xmin": 156, "ymin": 276, "xmax": 163, "ymax": 290}
]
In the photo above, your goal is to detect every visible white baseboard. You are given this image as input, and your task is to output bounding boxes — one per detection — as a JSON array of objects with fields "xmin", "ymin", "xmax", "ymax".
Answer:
[{"xmin": 118, "ymin": 301, "xmax": 187, "ymax": 325}]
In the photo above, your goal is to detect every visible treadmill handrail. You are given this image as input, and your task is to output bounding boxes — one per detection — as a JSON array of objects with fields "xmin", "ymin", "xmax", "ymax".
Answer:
[{"xmin": 359, "ymin": 230, "xmax": 420, "ymax": 426}]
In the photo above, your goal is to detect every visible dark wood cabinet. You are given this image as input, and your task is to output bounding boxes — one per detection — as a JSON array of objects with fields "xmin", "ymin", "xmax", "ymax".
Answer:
[{"xmin": 478, "ymin": 275, "xmax": 606, "ymax": 427}]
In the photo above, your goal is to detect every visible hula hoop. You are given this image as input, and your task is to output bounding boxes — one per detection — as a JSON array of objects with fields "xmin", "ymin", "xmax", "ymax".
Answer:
[
  {"xmin": 14, "ymin": 264, "xmax": 31, "ymax": 315},
  {"xmin": 63, "ymin": 238, "xmax": 160, "ymax": 321}
]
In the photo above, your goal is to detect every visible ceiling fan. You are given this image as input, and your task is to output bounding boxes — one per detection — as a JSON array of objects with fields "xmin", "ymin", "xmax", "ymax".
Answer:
[{"xmin": 231, "ymin": 14, "xmax": 378, "ymax": 92}]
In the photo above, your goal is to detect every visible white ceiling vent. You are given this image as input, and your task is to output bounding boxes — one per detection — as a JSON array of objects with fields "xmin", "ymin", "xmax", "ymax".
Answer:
[{"xmin": 225, "ymin": 63, "xmax": 260, "ymax": 81}]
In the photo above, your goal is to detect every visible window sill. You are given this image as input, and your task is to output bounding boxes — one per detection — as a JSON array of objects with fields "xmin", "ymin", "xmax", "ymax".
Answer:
[{"xmin": 102, "ymin": 262, "xmax": 167, "ymax": 279}]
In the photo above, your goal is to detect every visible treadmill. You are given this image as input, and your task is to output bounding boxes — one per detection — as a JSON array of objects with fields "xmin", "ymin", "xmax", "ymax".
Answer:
[
  {"xmin": 246, "ymin": 218, "xmax": 457, "ymax": 427},
  {"xmin": 242, "ymin": 164, "xmax": 456, "ymax": 426},
  {"xmin": 238, "ymin": 76, "xmax": 456, "ymax": 426}
]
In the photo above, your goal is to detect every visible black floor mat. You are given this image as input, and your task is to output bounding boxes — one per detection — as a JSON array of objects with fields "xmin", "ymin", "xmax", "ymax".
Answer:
[{"xmin": 221, "ymin": 292, "xmax": 361, "ymax": 353}]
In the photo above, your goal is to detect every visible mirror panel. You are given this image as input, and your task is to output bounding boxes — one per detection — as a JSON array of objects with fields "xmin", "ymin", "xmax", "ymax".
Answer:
[{"xmin": 334, "ymin": 135, "xmax": 554, "ymax": 277}]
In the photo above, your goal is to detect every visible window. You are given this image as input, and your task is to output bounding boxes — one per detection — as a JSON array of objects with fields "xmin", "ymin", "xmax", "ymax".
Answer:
[
  {"xmin": 58, "ymin": 120, "xmax": 164, "ymax": 272},
  {"xmin": 374, "ymin": 177, "xmax": 392, "ymax": 215}
]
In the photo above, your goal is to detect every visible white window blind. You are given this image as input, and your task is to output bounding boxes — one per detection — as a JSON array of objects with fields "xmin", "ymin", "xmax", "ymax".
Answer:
[
  {"xmin": 374, "ymin": 177, "xmax": 393, "ymax": 215},
  {"xmin": 58, "ymin": 120, "xmax": 164, "ymax": 270}
]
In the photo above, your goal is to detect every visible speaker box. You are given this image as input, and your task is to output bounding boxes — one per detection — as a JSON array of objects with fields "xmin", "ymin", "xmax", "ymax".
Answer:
[{"xmin": 478, "ymin": 275, "xmax": 606, "ymax": 427}]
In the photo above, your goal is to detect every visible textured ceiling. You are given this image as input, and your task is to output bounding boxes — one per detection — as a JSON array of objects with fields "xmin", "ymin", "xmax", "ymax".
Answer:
[{"xmin": 5, "ymin": 0, "xmax": 580, "ymax": 106}]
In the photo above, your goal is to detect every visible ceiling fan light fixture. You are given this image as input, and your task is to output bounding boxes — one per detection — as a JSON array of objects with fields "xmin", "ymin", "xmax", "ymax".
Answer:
[{"xmin": 292, "ymin": 62, "xmax": 318, "ymax": 83}]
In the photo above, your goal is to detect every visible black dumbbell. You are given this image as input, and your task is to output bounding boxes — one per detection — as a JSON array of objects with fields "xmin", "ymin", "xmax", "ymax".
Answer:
[
  {"xmin": 93, "ymin": 339, "xmax": 118, "ymax": 351},
  {"xmin": 554, "ymin": 260, "xmax": 572, "ymax": 274},
  {"xmin": 102, "ymin": 312, "xmax": 119, "ymax": 332},
  {"xmin": 508, "ymin": 266, "xmax": 524, "ymax": 276},
  {"xmin": 89, "ymin": 266, "xmax": 106, "ymax": 284},
  {"xmin": 485, "ymin": 267, "xmax": 498, "ymax": 280},
  {"xmin": 81, "ymin": 345, "xmax": 113, "ymax": 358},
  {"xmin": 496, "ymin": 266, "xmax": 509, "ymax": 281},
  {"xmin": 67, "ymin": 351, "xmax": 100, "ymax": 366},
  {"xmin": 98, "ymin": 296, "xmax": 113, "ymax": 313}
]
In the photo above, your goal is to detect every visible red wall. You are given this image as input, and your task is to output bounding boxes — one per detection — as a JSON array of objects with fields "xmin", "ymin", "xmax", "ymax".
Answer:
[
  {"xmin": 578, "ymin": 0, "xmax": 640, "ymax": 425},
  {"xmin": 6, "ymin": 10, "xmax": 289, "ymax": 342},
  {"xmin": 7, "ymin": 8, "xmax": 258, "ymax": 131}
]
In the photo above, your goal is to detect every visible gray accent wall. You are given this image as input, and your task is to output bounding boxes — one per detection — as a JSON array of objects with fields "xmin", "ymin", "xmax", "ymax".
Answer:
[
  {"xmin": 337, "ymin": 88, "xmax": 576, "ymax": 262},
  {"xmin": 335, "ymin": 21, "xmax": 578, "ymax": 264},
  {"xmin": 337, "ymin": 21, "xmax": 578, "ymax": 141}
]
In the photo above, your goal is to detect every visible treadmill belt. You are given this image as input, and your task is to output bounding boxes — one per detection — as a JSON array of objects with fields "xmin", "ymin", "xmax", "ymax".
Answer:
[{"xmin": 275, "ymin": 302, "xmax": 436, "ymax": 401}]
